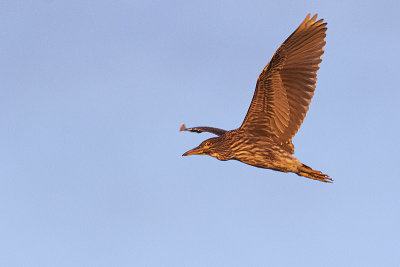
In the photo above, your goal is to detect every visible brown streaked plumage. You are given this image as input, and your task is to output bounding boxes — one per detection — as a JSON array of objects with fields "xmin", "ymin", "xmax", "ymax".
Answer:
[{"xmin": 180, "ymin": 14, "xmax": 332, "ymax": 183}]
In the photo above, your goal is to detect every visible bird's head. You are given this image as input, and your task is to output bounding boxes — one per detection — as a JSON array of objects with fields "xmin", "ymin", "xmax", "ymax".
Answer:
[{"xmin": 182, "ymin": 137, "xmax": 230, "ymax": 161}]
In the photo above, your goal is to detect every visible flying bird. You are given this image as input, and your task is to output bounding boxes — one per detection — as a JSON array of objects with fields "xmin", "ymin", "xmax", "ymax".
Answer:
[{"xmin": 180, "ymin": 14, "xmax": 331, "ymax": 183}]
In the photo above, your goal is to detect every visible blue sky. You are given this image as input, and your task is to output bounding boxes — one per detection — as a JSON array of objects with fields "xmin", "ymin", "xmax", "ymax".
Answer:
[{"xmin": 1, "ymin": 0, "xmax": 400, "ymax": 266}]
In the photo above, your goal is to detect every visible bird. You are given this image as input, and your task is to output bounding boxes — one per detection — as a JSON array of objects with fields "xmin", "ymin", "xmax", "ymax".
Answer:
[{"xmin": 180, "ymin": 14, "xmax": 332, "ymax": 183}]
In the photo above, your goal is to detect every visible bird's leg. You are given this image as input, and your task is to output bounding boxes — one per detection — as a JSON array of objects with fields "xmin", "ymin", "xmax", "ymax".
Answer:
[{"xmin": 296, "ymin": 163, "xmax": 333, "ymax": 183}]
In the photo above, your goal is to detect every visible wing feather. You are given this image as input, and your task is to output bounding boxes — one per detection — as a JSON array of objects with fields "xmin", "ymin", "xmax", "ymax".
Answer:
[{"xmin": 240, "ymin": 14, "xmax": 327, "ymax": 154}]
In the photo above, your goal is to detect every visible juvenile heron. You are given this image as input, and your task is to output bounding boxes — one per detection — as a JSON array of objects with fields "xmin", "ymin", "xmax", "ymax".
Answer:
[{"xmin": 181, "ymin": 14, "xmax": 332, "ymax": 183}]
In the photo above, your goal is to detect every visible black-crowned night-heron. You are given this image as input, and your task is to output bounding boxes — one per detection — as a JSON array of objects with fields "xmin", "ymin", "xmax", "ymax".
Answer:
[{"xmin": 181, "ymin": 14, "xmax": 332, "ymax": 183}]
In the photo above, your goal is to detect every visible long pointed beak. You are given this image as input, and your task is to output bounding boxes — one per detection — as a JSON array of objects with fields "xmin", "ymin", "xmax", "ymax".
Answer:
[{"xmin": 182, "ymin": 146, "xmax": 204, "ymax": 156}]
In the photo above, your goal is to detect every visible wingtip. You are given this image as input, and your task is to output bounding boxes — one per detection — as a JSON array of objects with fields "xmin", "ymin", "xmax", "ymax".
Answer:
[
  {"xmin": 180, "ymin": 123, "xmax": 187, "ymax": 131},
  {"xmin": 300, "ymin": 13, "xmax": 313, "ymax": 29},
  {"xmin": 300, "ymin": 13, "xmax": 326, "ymax": 30},
  {"xmin": 310, "ymin": 13, "xmax": 318, "ymax": 22},
  {"xmin": 304, "ymin": 13, "xmax": 320, "ymax": 22}
]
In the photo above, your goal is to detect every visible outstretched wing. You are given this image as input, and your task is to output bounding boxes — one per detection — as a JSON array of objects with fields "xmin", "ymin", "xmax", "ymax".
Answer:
[
  {"xmin": 240, "ymin": 14, "xmax": 327, "ymax": 153},
  {"xmin": 180, "ymin": 124, "xmax": 227, "ymax": 136}
]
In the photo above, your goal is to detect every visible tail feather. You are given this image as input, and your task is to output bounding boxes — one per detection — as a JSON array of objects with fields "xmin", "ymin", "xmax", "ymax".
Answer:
[{"xmin": 297, "ymin": 164, "xmax": 332, "ymax": 183}]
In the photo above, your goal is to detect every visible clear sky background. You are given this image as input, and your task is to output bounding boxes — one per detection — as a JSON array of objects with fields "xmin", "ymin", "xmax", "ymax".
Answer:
[{"xmin": 1, "ymin": 0, "xmax": 400, "ymax": 266}]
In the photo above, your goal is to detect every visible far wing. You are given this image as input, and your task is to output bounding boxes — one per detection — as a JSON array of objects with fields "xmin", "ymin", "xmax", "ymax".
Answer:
[{"xmin": 180, "ymin": 124, "xmax": 227, "ymax": 136}]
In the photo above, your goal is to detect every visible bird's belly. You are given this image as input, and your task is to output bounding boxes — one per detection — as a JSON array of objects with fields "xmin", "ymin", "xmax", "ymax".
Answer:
[
  {"xmin": 234, "ymin": 150, "xmax": 274, "ymax": 168},
  {"xmin": 234, "ymin": 149, "xmax": 300, "ymax": 173}
]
